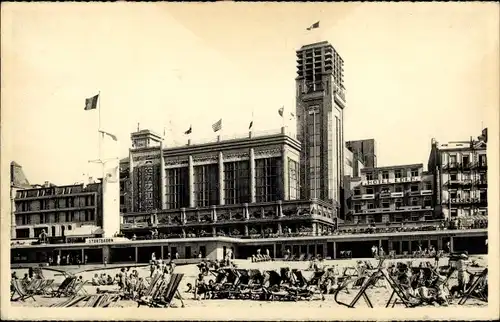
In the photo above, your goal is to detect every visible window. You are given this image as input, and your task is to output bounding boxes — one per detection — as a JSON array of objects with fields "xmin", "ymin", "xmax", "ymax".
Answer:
[
  {"xmin": 166, "ymin": 167, "xmax": 189, "ymax": 209},
  {"xmin": 354, "ymin": 204, "xmax": 362, "ymax": 212},
  {"xmin": 450, "ymin": 209, "xmax": 458, "ymax": 217},
  {"xmin": 307, "ymin": 109, "xmax": 321, "ymax": 199},
  {"xmin": 224, "ymin": 161, "xmax": 250, "ymax": 204},
  {"xmin": 194, "ymin": 164, "xmax": 219, "ymax": 207},
  {"xmin": 479, "ymin": 155, "xmax": 486, "ymax": 166},
  {"xmin": 381, "ymin": 200, "xmax": 390, "ymax": 208},
  {"xmin": 411, "ymin": 168, "xmax": 419, "ymax": 177},
  {"xmin": 395, "ymin": 186, "xmax": 403, "ymax": 192},
  {"xmin": 395, "ymin": 170, "xmax": 402, "ymax": 178},
  {"xmin": 395, "ymin": 199, "xmax": 403, "ymax": 208},
  {"xmin": 450, "ymin": 191, "xmax": 457, "ymax": 199},
  {"xmin": 365, "ymin": 187, "xmax": 374, "ymax": 194},
  {"xmin": 366, "ymin": 173, "xmax": 373, "ymax": 181},
  {"xmin": 423, "ymin": 197, "xmax": 432, "ymax": 207},
  {"xmin": 449, "ymin": 154, "xmax": 457, "ymax": 164},
  {"xmin": 367, "ymin": 203, "xmax": 374, "ymax": 209},
  {"xmin": 255, "ymin": 157, "xmax": 282, "ymax": 202},
  {"xmin": 410, "ymin": 184, "xmax": 419, "ymax": 192},
  {"xmin": 288, "ymin": 159, "xmax": 299, "ymax": 200},
  {"xmin": 410, "ymin": 198, "xmax": 419, "ymax": 206},
  {"xmin": 381, "ymin": 186, "xmax": 390, "ymax": 193},
  {"xmin": 424, "ymin": 182, "xmax": 432, "ymax": 190},
  {"xmin": 450, "ymin": 173, "xmax": 457, "ymax": 181},
  {"xmin": 353, "ymin": 188, "xmax": 361, "ymax": 196},
  {"xmin": 382, "ymin": 171, "xmax": 389, "ymax": 179},
  {"xmin": 462, "ymin": 155, "xmax": 469, "ymax": 165}
]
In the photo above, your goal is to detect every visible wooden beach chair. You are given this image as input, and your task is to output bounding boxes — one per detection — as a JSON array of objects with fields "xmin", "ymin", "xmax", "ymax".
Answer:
[
  {"xmin": 458, "ymin": 268, "xmax": 488, "ymax": 305},
  {"xmin": 10, "ymin": 279, "xmax": 36, "ymax": 302},
  {"xmin": 50, "ymin": 276, "xmax": 77, "ymax": 297}
]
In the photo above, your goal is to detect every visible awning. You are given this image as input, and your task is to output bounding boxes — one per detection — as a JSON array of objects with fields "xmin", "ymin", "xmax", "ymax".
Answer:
[
  {"xmin": 464, "ymin": 214, "xmax": 488, "ymax": 222},
  {"xmin": 65, "ymin": 225, "xmax": 100, "ymax": 237}
]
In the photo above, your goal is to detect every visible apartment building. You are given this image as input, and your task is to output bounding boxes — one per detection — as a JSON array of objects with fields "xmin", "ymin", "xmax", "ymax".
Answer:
[
  {"xmin": 428, "ymin": 129, "xmax": 488, "ymax": 221},
  {"xmin": 348, "ymin": 164, "xmax": 435, "ymax": 225}
]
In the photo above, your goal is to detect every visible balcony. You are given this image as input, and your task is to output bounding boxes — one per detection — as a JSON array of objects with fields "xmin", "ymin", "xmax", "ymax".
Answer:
[
  {"xmin": 391, "ymin": 192, "xmax": 404, "ymax": 198},
  {"xmin": 351, "ymin": 195, "xmax": 363, "ymax": 200},
  {"xmin": 120, "ymin": 199, "xmax": 335, "ymax": 230},
  {"xmin": 461, "ymin": 180, "xmax": 473, "ymax": 187},
  {"xmin": 445, "ymin": 180, "xmax": 460, "ymax": 187},
  {"xmin": 476, "ymin": 179, "xmax": 487, "ymax": 187},
  {"xmin": 361, "ymin": 194, "xmax": 375, "ymax": 200},
  {"xmin": 420, "ymin": 190, "xmax": 433, "ymax": 196},
  {"xmin": 379, "ymin": 192, "xmax": 391, "ymax": 199},
  {"xmin": 477, "ymin": 162, "xmax": 487, "ymax": 170},
  {"xmin": 409, "ymin": 190, "xmax": 421, "ymax": 196}
]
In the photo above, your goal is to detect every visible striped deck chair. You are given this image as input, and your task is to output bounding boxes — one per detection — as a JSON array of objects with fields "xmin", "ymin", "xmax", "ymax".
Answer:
[
  {"xmin": 51, "ymin": 276, "xmax": 77, "ymax": 297},
  {"xmin": 25, "ymin": 279, "xmax": 44, "ymax": 294},
  {"xmin": 50, "ymin": 295, "xmax": 87, "ymax": 307},
  {"xmin": 69, "ymin": 280, "xmax": 88, "ymax": 296},
  {"xmin": 150, "ymin": 274, "xmax": 184, "ymax": 308},
  {"xmin": 384, "ymin": 270, "xmax": 423, "ymax": 308},
  {"xmin": 458, "ymin": 268, "xmax": 488, "ymax": 305},
  {"xmin": 11, "ymin": 279, "xmax": 36, "ymax": 302},
  {"xmin": 34, "ymin": 279, "xmax": 55, "ymax": 295}
]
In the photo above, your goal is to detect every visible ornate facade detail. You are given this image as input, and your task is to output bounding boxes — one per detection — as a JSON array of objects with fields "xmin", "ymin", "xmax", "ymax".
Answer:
[
  {"xmin": 254, "ymin": 148, "xmax": 281, "ymax": 157},
  {"xmin": 192, "ymin": 155, "xmax": 218, "ymax": 163}
]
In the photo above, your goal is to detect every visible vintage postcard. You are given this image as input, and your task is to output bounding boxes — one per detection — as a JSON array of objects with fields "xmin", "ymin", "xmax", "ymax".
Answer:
[{"xmin": 1, "ymin": 2, "xmax": 498, "ymax": 320}]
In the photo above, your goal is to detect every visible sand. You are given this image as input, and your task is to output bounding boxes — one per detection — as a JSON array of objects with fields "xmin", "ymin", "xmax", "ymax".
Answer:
[{"xmin": 10, "ymin": 256, "xmax": 488, "ymax": 309}]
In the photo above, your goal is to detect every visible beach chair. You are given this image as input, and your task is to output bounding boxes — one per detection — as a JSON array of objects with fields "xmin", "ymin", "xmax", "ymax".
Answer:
[
  {"xmin": 50, "ymin": 276, "xmax": 77, "ymax": 297},
  {"xmin": 50, "ymin": 295, "xmax": 87, "ymax": 307},
  {"xmin": 35, "ymin": 279, "xmax": 55, "ymax": 294},
  {"xmin": 458, "ymin": 268, "xmax": 488, "ymax": 305},
  {"xmin": 10, "ymin": 279, "xmax": 36, "ymax": 302},
  {"xmin": 148, "ymin": 274, "xmax": 184, "ymax": 308},
  {"xmin": 384, "ymin": 270, "xmax": 423, "ymax": 308}
]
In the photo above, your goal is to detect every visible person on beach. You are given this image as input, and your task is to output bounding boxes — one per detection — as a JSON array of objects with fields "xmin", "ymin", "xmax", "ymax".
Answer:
[
  {"xmin": 194, "ymin": 274, "xmax": 206, "ymax": 300},
  {"xmin": 92, "ymin": 274, "xmax": 101, "ymax": 286},
  {"xmin": 56, "ymin": 254, "xmax": 61, "ymax": 266}
]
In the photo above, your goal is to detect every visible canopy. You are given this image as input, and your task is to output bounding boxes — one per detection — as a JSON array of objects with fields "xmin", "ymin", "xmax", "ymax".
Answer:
[{"xmin": 65, "ymin": 225, "xmax": 101, "ymax": 237}]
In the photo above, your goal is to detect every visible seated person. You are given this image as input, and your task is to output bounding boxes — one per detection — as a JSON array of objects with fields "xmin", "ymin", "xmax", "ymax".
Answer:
[
  {"xmin": 92, "ymin": 274, "xmax": 101, "ymax": 286},
  {"xmin": 107, "ymin": 274, "xmax": 114, "ymax": 285}
]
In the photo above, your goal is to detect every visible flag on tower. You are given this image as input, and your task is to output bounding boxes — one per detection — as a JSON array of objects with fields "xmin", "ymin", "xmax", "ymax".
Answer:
[
  {"xmin": 99, "ymin": 130, "xmax": 118, "ymax": 141},
  {"xmin": 307, "ymin": 21, "xmax": 320, "ymax": 31},
  {"xmin": 278, "ymin": 106, "xmax": 284, "ymax": 117},
  {"xmin": 84, "ymin": 94, "xmax": 99, "ymax": 110},
  {"xmin": 184, "ymin": 125, "xmax": 192, "ymax": 135},
  {"xmin": 212, "ymin": 119, "xmax": 222, "ymax": 132},
  {"xmin": 249, "ymin": 120, "xmax": 253, "ymax": 130}
]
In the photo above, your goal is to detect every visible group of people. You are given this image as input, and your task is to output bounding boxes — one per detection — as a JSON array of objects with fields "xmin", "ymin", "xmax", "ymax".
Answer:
[
  {"xmin": 48, "ymin": 253, "xmax": 87, "ymax": 266},
  {"xmin": 91, "ymin": 273, "xmax": 115, "ymax": 286}
]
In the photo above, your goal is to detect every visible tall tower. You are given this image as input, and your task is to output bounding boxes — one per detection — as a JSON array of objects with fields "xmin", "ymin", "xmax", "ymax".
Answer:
[{"xmin": 295, "ymin": 41, "xmax": 346, "ymax": 210}]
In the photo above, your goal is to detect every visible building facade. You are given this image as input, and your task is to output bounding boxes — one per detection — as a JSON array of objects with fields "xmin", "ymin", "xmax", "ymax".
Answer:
[
  {"xmin": 119, "ymin": 128, "xmax": 337, "ymax": 246},
  {"xmin": 295, "ymin": 41, "xmax": 346, "ymax": 208},
  {"xmin": 427, "ymin": 129, "xmax": 488, "ymax": 222},
  {"xmin": 12, "ymin": 181, "xmax": 103, "ymax": 241},
  {"xmin": 346, "ymin": 163, "xmax": 435, "ymax": 226},
  {"xmin": 346, "ymin": 139, "xmax": 377, "ymax": 170}
]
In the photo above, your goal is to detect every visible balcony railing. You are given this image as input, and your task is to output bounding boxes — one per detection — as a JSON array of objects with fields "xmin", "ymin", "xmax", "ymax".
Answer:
[
  {"xmin": 476, "ymin": 179, "xmax": 488, "ymax": 187},
  {"xmin": 391, "ymin": 192, "xmax": 404, "ymax": 198},
  {"xmin": 409, "ymin": 190, "xmax": 421, "ymax": 196},
  {"xmin": 379, "ymin": 192, "xmax": 391, "ymax": 198},
  {"xmin": 121, "ymin": 199, "xmax": 335, "ymax": 230},
  {"xmin": 420, "ymin": 190, "xmax": 433, "ymax": 196},
  {"xmin": 361, "ymin": 194, "xmax": 375, "ymax": 200}
]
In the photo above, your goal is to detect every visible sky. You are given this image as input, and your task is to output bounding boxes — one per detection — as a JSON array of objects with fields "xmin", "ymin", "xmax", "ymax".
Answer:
[{"xmin": 2, "ymin": 2, "xmax": 499, "ymax": 185}]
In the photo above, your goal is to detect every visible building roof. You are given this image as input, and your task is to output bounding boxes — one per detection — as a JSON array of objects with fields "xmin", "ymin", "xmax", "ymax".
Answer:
[
  {"xmin": 360, "ymin": 163, "xmax": 423, "ymax": 172},
  {"xmin": 10, "ymin": 161, "xmax": 31, "ymax": 188}
]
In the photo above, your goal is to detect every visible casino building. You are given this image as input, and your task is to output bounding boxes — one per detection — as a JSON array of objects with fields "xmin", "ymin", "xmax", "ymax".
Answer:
[{"xmin": 118, "ymin": 127, "xmax": 337, "ymax": 259}]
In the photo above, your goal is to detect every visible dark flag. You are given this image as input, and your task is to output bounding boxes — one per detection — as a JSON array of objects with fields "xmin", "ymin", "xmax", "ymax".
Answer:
[
  {"xmin": 212, "ymin": 119, "xmax": 222, "ymax": 132},
  {"xmin": 84, "ymin": 94, "xmax": 99, "ymax": 110},
  {"xmin": 278, "ymin": 106, "xmax": 284, "ymax": 117},
  {"xmin": 249, "ymin": 120, "xmax": 253, "ymax": 130},
  {"xmin": 307, "ymin": 21, "xmax": 320, "ymax": 31},
  {"xmin": 99, "ymin": 130, "xmax": 118, "ymax": 141},
  {"xmin": 184, "ymin": 125, "xmax": 192, "ymax": 135}
]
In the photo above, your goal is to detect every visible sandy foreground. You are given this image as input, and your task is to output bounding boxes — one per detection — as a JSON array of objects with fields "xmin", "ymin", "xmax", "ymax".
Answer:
[{"xmin": 10, "ymin": 257, "xmax": 488, "ymax": 310}]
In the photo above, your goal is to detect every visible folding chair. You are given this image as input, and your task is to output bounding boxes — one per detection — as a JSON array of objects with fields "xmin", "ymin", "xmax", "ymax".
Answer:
[
  {"xmin": 458, "ymin": 268, "xmax": 488, "ymax": 305},
  {"xmin": 10, "ymin": 280, "xmax": 36, "ymax": 302}
]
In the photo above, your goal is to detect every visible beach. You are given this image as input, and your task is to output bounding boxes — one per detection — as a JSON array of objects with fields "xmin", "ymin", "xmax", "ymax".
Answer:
[{"xmin": 10, "ymin": 256, "xmax": 488, "ymax": 309}]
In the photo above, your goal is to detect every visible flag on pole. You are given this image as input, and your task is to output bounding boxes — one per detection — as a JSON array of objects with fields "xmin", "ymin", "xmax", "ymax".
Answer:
[
  {"xmin": 289, "ymin": 112, "xmax": 295, "ymax": 120},
  {"xmin": 99, "ymin": 130, "xmax": 118, "ymax": 141},
  {"xmin": 212, "ymin": 119, "xmax": 222, "ymax": 132},
  {"xmin": 278, "ymin": 106, "xmax": 284, "ymax": 117},
  {"xmin": 307, "ymin": 21, "xmax": 320, "ymax": 31},
  {"xmin": 184, "ymin": 125, "xmax": 192, "ymax": 135},
  {"xmin": 84, "ymin": 94, "xmax": 99, "ymax": 110},
  {"xmin": 249, "ymin": 121, "xmax": 253, "ymax": 130}
]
